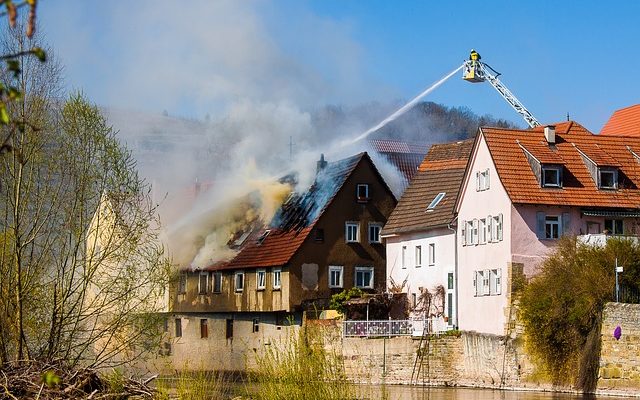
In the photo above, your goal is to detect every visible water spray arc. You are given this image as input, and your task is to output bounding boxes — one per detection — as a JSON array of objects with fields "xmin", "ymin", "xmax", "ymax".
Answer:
[{"xmin": 340, "ymin": 64, "xmax": 464, "ymax": 147}]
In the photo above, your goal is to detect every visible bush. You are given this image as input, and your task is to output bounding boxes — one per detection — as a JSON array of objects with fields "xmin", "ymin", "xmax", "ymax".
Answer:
[{"xmin": 519, "ymin": 236, "xmax": 640, "ymax": 387}]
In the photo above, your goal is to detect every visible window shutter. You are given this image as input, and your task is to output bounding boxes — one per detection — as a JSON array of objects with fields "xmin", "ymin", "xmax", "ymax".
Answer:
[
  {"xmin": 486, "ymin": 169, "xmax": 490, "ymax": 190},
  {"xmin": 562, "ymin": 212, "xmax": 571, "ymax": 235},
  {"xmin": 483, "ymin": 269, "xmax": 490, "ymax": 295},
  {"xmin": 536, "ymin": 211, "xmax": 546, "ymax": 239},
  {"xmin": 473, "ymin": 271, "xmax": 478, "ymax": 296},
  {"xmin": 487, "ymin": 215, "xmax": 493, "ymax": 242},
  {"xmin": 495, "ymin": 269, "xmax": 502, "ymax": 295},
  {"xmin": 476, "ymin": 171, "xmax": 480, "ymax": 191},
  {"xmin": 497, "ymin": 214, "xmax": 503, "ymax": 241},
  {"xmin": 472, "ymin": 219, "xmax": 479, "ymax": 245},
  {"xmin": 461, "ymin": 220, "xmax": 466, "ymax": 246}
]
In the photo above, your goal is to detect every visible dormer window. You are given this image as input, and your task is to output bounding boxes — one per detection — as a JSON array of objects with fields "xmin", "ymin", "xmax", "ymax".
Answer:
[
  {"xmin": 541, "ymin": 165, "xmax": 562, "ymax": 188},
  {"xmin": 356, "ymin": 184, "xmax": 369, "ymax": 202},
  {"xmin": 598, "ymin": 168, "xmax": 618, "ymax": 189}
]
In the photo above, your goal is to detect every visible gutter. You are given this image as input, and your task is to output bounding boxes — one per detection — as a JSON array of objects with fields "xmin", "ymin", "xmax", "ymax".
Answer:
[{"xmin": 447, "ymin": 216, "xmax": 459, "ymax": 330}]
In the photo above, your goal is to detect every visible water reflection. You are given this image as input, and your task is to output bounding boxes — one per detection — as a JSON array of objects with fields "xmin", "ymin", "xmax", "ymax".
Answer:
[{"xmin": 353, "ymin": 386, "xmax": 622, "ymax": 400}]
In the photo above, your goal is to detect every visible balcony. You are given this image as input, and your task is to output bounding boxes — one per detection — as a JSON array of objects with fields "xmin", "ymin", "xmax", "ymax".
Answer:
[{"xmin": 577, "ymin": 234, "xmax": 640, "ymax": 247}]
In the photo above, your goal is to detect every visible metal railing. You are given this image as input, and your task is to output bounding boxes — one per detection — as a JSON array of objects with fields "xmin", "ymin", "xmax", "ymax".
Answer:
[{"xmin": 342, "ymin": 317, "xmax": 449, "ymax": 338}]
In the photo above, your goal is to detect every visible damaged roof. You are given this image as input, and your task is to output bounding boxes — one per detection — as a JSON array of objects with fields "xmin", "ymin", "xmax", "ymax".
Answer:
[
  {"xmin": 383, "ymin": 139, "xmax": 473, "ymax": 235},
  {"xmin": 208, "ymin": 152, "xmax": 385, "ymax": 270},
  {"xmin": 481, "ymin": 121, "xmax": 640, "ymax": 207},
  {"xmin": 368, "ymin": 139, "xmax": 429, "ymax": 191}
]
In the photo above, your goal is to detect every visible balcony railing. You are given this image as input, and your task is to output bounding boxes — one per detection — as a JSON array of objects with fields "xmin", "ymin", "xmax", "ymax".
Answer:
[
  {"xmin": 342, "ymin": 317, "xmax": 449, "ymax": 338},
  {"xmin": 577, "ymin": 234, "xmax": 640, "ymax": 247}
]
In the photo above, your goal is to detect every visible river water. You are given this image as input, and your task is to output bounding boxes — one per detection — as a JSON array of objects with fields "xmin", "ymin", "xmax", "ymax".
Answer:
[{"xmin": 351, "ymin": 386, "xmax": 626, "ymax": 399}]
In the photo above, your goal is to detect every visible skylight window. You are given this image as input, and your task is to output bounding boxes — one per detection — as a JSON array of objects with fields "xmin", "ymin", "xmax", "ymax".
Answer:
[
  {"xmin": 256, "ymin": 230, "xmax": 270, "ymax": 245},
  {"xmin": 427, "ymin": 192, "xmax": 446, "ymax": 211}
]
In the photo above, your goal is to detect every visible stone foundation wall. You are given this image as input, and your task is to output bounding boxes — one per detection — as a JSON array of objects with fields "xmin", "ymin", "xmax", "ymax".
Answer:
[{"xmin": 599, "ymin": 302, "xmax": 640, "ymax": 393}]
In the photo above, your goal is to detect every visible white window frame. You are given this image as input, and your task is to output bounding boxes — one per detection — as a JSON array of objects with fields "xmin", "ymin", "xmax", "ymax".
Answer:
[
  {"xmin": 471, "ymin": 219, "xmax": 479, "ymax": 245},
  {"xmin": 401, "ymin": 245, "xmax": 407, "ymax": 269},
  {"xmin": 415, "ymin": 245, "xmax": 422, "ymax": 268},
  {"xmin": 479, "ymin": 218, "xmax": 487, "ymax": 244},
  {"xmin": 345, "ymin": 222, "xmax": 359, "ymax": 243},
  {"xmin": 256, "ymin": 269, "xmax": 266, "ymax": 290},
  {"xmin": 545, "ymin": 216, "xmax": 560, "ymax": 239},
  {"xmin": 598, "ymin": 168, "xmax": 618, "ymax": 189},
  {"xmin": 482, "ymin": 269, "xmax": 490, "ymax": 296},
  {"xmin": 368, "ymin": 222, "xmax": 382, "ymax": 244},
  {"xmin": 213, "ymin": 271, "xmax": 222, "ymax": 293},
  {"xmin": 354, "ymin": 266, "xmax": 374, "ymax": 289},
  {"xmin": 428, "ymin": 243, "xmax": 435, "ymax": 266},
  {"xmin": 491, "ymin": 269, "xmax": 502, "ymax": 295},
  {"xmin": 273, "ymin": 268, "xmax": 281, "ymax": 290},
  {"xmin": 542, "ymin": 166, "xmax": 561, "ymax": 188},
  {"xmin": 329, "ymin": 265, "xmax": 344, "ymax": 288},
  {"xmin": 476, "ymin": 169, "xmax": 490, "ymax": 191},
  {"xmin": 234, "ymin": 271, "xmax": 244, "ymax": 293},
  {"xmin": 198, "ymin": 272, "xmax": 208, "ymax": 294},
  {"xmin": 427, "ymin": 192, "xmax": 446, "ymax": 210}
]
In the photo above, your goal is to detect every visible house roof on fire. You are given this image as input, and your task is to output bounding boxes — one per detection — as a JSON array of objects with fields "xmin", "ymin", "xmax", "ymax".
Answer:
[
  {"xmin": 382, "ymin": 138, "xmax": 473, "ymax": 235},
  {"xmin": 475, "ymin": 121, "xmax": 640, "ymax": 208},
  {"xmin": 207, "ymin": 152, "xmax": 393, "ymax": 270}
]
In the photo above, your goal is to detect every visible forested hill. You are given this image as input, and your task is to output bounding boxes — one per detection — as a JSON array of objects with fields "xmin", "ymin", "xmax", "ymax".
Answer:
[{"xmin": 312, "ymin": 101, "xmax": 521, "ymax": 144}]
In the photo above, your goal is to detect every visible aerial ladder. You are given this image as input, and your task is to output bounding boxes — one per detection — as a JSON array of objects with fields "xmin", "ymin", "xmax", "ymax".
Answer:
[{"xmin": 462, "ymin": 50, "xmax": 541, "ymax": 128}]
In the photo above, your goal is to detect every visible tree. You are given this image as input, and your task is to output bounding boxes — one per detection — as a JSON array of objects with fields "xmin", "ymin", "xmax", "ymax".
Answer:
[
  {"xmin": 519, "ymin": 236, "xmax": 640, "ymax": 388},
  {"xmin": 0, "ymin": 28, "xmax": 170, "ymax": 368}
]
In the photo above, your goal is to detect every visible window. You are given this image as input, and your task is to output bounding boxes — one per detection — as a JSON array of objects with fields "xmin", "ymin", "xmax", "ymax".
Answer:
[
  {"xmin": 427, "ymin": 192, "xmax": 446, "ymax": 210},
  {"xmin": 355, "ymin": 266, "xmax": 374, "ymax": 289},
  {"xmin": 471, "ymin": 219, "xmax": 479, "ymax": 245},
  {"xmin": 447, "ymin": 272, "xmax": 454, "ymax": 290},
  {"xmin": 490, "ymin": 269, "xmax": 502, "ymax": 295},
  {"xmin": 252, "ymin": 318, "xmax": 260, "ymax": 333},
  {"xmin": 273, "ymin": 268, "xmax": 281, "ymax": 290},
  {"xmin": 200, "ymin": 319, "xmax": 208, "ymax": 338},
  {"xmin": 257, "ymin": 230, "xmax": 270, "ymax": 245},
  {"xmin": 329, "ymin": 266, "xmax": 343, "ymax": 288},
  {"xmin": 415, "ymin": 246, "xmax": 422, "ymax": 267},
  {"xmin": 234, "ymin": 271, "xmax": 244, "ymax": 292},
  {"xmin": 401, "ymin": 246, "xmax": 407, "ymax": 269},
  {"xmin": 225, "ymin": 318, "xmax": 233, "ymax": 339},
  {"xmin": 213, "ymin": 272, "xmax": 222, "ymax": 293},
  {"xmin": 447, "ymin": 293, "xmax": 453, "ymax": 326},
  {"xmin": 257, "ymin": 269, "xmax": 266, "ymax": 290},
  {"xmin": 545, "ymin": 216, "xmax": 560, "ymax": 239},
  {"xmin": 198, "ymin": 272, "xmax": 208, "ymax": 294},
  {"xmin": 482, "ymin": 270, "xmax": 490, "ymax": 296},
  {"xmin": 599, "ymin": 169, "xmax": 618, "ymax": 189},
  {"xmin": 357, "ymin": 184, "xmax": 369, "ymax": 201},
  {"xmin": 428, "ymin": 243, "xmax": 435, "ymax": 266},
  {"xmin": 479, "ymin": 218, "xmax": 487, "ymax": 244},
  {"xmin": 476, "ymin": 169, "xmax": 490, "ymax": 191},
  {"xmin": 175, "ymin": 318, "xmax": 182, "ymax": 338},
  {"xmin": 368, "ymin": 223, "xmax": 382, "ymax": 243},
  {"xmin": 542, "ymin": 166, "xmax": 562, "ymax": 188},
  {"xmin": 605, "ymin": 219, "xmax": 624, "ymax": 235},
  {"xmin": 345, "ymin": 222, "xmax": 359, "ymax": 243},
  {"xmin": 492, "ymin": 214, "xmax": 503, "ymax": 242},
  {"xmin": 178, "ymin": 273, "xmax": 187, "ymax": 294},
  {"xmin": 473, "ymin": 270, "xmax": 483, "ymax": 297},
  {"xmin": 314, "ymin": 228, "xmax": 325, "ymax": 242}
]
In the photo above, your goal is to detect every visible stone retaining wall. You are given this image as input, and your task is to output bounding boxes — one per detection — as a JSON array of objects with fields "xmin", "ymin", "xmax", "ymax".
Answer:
[{"xmin": 599, "ymin": 302, "xmax": 640, "ymax": 393}]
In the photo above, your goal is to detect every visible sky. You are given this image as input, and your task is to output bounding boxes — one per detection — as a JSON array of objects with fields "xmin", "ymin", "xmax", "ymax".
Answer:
[{"xmin": 38, "ymin": 0, "xmax": 640, "ymax": 133}]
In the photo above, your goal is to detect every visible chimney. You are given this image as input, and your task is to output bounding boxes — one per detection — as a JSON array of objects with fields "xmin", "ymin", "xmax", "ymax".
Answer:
[
  {"xmin": 317, "ymin": 153, "xmax": 327, "ymax": 173},
  {"xmin": 544, "ymin": 125, "xmax": 556, "ymax": 144}
]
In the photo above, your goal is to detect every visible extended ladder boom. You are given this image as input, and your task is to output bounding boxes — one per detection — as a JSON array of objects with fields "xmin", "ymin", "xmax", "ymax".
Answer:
[{"xmin": 463, "ymin": 60, "xmax": 541, "ymax": 128}]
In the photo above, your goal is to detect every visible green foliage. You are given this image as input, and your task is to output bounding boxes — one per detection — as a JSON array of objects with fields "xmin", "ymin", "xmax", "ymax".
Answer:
[
  {"xmin": 250, "ymin": 324, "xmax": 354, "ymax": 400},
  {"xmin": 519, "ymin": 236, "xmax": 640, "ymax": 386},
  {"xmin": 329, "ymin": 287, "xmax": 364, "ymax": 315}
]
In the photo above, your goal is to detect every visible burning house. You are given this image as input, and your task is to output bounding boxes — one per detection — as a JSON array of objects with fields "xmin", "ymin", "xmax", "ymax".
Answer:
[{"xmin": 166, "ymin": 152, "xmax": 396, "ymax": 370}]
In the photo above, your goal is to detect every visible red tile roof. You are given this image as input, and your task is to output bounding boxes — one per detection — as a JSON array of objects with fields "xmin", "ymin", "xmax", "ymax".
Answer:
[
  {"xmin": 207, "ymin": 153, "xmax": 371, "ymax": 270},
  {"xmin": 482, "ymin": 121, "xmax": 640, "ymax": 207},
  {"xmin": 369, "ymin": 139, "xmax": 430, "ymax": 154},
  {"xmin": 383, "ymin": 139, "xmax": 473, "ymax": 235},
  {"xmin": 600, "ymin": 104, "xmax": 640, "ymax": 136}
]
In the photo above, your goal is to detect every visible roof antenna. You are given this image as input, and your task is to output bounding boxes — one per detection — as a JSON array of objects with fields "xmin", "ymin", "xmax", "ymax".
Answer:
[{"xmin": 567, "ymin": 112, "xmax": 570, "ymax": 121}]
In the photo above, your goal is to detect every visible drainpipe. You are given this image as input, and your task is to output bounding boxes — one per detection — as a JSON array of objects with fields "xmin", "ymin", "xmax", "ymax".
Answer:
[{"xmin": 447, "ymin": 217, "xmax": 459, "ymax": 329}]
